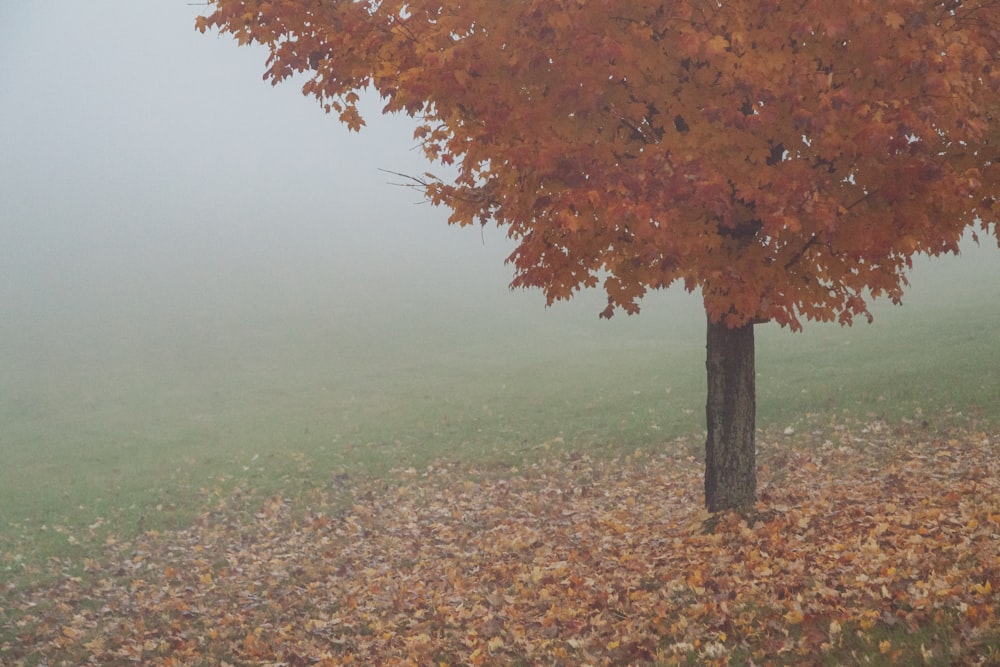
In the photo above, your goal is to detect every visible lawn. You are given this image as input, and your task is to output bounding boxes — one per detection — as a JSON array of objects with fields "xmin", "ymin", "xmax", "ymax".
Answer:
[{"xmin": 1, "ymin": 238, "xmax": 998, "ymax": 664}]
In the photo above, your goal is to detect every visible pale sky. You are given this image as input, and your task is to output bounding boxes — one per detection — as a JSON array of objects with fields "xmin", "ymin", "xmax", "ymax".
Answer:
[{"xmin": 0, "ymin": 1, "xmax": 527, "ymax": 321}]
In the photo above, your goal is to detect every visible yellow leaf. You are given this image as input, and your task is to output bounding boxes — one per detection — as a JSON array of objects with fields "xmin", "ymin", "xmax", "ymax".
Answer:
[
  {"xmin": 784, "ymin": 608, "xmax": 804, "ymax": 625},
  {"xmin": 487, "ymin": 636, "xmax": 504, "ymax": 652},
  {"xmin": 971, "ymin": 580, "xmax": 992, "ymax": 595}
]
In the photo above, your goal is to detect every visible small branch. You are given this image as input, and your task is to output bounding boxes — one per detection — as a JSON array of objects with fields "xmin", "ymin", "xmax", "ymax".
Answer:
[
  {"xmin": 845, "ymin": 189, "xmax": 876, "ymax": 211},
  {"xmin": 783, "ymin": 234, "xmax": 820, "ymax": 271},
  {"xmin": 378, "ymin": 168, "xmax": 432, "ymax": 190},
  {"xmin": 378, "ymin": 168, "xmax": 498, "ymax": 210}
]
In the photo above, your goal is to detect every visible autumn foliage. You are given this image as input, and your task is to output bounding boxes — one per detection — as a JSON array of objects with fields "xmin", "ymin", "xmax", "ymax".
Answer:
[
  {"xmin": 3, "ymin": 420, "xmax": 999, "ymax": 664},
  {"xmin": 197, "ymin": 0, "xmax": 999, "ymax": 327}
]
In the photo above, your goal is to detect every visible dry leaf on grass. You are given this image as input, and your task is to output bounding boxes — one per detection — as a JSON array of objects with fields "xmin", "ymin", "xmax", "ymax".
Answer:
[{"xmin": 2, "ymin": 420, "xmax": 998, "ymax": 665}]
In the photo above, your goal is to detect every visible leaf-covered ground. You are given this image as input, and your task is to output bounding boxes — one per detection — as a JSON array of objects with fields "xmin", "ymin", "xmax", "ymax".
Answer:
[{"xmin": 3, "ymin": 419, "xmax": 999, "ymax": 666}]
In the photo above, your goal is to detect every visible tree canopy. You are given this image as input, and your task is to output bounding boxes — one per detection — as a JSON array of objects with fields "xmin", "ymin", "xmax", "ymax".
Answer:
[{"xmin": 198, "ymin": 0, "xmax": 1000, "ymax": 328}]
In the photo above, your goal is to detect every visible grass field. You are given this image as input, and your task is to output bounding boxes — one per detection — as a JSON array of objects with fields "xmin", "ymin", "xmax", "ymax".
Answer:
[
  {"xmin": 1, "ymin": 236, "xmax": 998, "ymax": 664},
  {"xmin": 1, "ymin": 238, "xmax": 998, "ymax": 584}
]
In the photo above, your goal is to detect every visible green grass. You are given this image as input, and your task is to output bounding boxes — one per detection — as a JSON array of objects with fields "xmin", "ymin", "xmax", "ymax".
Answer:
[
  {"xmin": 757, "ymin": 244, "xmax": 1000, "ymax": 427},
  {"xmin": 1, "ymin": 240, "xmax": 997, "ymax": 590}
]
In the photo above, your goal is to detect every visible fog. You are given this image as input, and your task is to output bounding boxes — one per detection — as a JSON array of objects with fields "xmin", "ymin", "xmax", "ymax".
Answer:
[
  {"xmin": 0, "ymin": 3, "xmax": 513, "ymax": 312},
  {"xmin": 1, "ymin": 1, "xmax": 997, "ymax": 457},
  {"xmin": 1, "ymin": 1, "xmax": 708, "ymax": 384}
]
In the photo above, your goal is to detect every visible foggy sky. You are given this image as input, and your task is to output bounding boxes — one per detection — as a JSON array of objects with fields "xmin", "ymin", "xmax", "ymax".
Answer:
[{"xmin": 0, "ymin": 2, "xmax": 527, "ymax": 323}]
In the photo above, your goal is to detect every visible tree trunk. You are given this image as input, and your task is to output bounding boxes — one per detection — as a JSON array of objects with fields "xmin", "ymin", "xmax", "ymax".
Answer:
[{"xmin": 704, "ymin": 313, "xmax": 757, "ymax": 512}]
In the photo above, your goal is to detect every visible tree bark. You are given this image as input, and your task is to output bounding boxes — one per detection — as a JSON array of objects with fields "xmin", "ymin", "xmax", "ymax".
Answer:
[{"xmin": 704, "ymin": 314, "xmax": 757, "ymax": 512}]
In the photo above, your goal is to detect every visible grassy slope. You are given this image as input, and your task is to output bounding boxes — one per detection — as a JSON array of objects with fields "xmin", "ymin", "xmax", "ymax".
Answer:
[{"xmin": 0, "ymin": 239, "xmax": 997, "ymax": 586}]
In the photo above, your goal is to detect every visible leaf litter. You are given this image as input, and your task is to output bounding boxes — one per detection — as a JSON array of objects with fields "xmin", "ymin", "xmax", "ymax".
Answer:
[{"xmin": 2, "ymin": 417, "xmax": 999, "ymax": 665}]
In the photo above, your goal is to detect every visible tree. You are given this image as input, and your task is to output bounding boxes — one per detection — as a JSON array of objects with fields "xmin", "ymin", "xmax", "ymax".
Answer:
[{"xmin": 198, "ymin": 0, "xmax": 1000, "ymax": 512}]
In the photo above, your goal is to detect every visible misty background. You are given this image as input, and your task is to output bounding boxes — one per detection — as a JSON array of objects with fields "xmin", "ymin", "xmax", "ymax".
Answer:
[{"xmin": 1, "ymin": 2, "xmax": 997, "ymax": 499}]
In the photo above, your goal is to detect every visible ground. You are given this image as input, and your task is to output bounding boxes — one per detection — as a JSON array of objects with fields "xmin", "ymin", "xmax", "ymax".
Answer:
[{"xmin": 2, "ymin": 416, "xmax": 998, "ymax": 666}]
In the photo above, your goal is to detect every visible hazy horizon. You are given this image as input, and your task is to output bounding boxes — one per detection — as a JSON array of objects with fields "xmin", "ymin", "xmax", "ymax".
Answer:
[{"xmin": 2, "ymin": 2, "xmax": 997, "ymax": 405}]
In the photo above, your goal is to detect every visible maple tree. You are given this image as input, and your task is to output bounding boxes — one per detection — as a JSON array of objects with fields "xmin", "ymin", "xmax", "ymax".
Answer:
[{"xmin": 196, "ymin": 0, "xmax": 1000, "ymax": 511}]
